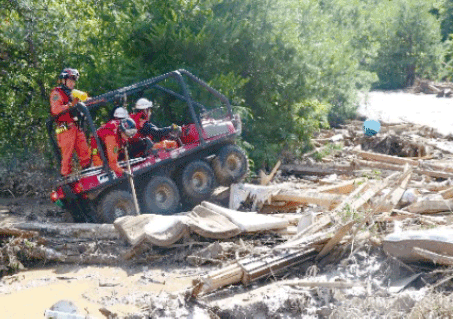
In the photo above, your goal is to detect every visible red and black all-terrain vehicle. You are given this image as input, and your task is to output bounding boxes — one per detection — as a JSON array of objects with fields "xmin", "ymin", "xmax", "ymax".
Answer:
[{"xmin": 47, "ymin": 69, "xmax": 248, "ymax": 223}]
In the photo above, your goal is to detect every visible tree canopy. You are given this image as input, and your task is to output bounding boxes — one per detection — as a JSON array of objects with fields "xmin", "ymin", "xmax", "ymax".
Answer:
[{"xmin": 0, "ymin": 0, "xmax": 449, "ymax": 170}]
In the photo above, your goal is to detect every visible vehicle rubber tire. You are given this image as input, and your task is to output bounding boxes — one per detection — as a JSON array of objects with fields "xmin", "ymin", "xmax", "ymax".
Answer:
[
  {"xmin": 212, "ymin": 144, "xmax": 248, "ymax": 186},
  {"xmin": 142, "ymin": 176, "xmax": 180, "ymax": 214},
  {"xmin": 182, "ymin": 160, "xmax": 216, "ymax": 205},
  {"xmin": 97, "ymin": 190, "xmax": 137, "ymax": 223}
]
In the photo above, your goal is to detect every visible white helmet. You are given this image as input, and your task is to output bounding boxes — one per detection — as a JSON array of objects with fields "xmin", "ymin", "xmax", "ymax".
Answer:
[
  {"xmin": 113, "ymin": 107, "xmax": 129, "ymax": 119},
  {"xmin": 135, "ymin": 98, "xmax": 153, "ymax": 110}
]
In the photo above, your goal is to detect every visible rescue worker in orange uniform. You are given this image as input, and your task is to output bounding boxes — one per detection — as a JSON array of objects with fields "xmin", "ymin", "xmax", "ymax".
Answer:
[
  {"xmin": 50, "ymin": 68, "xmax": 91, "ymax": 176},
  {"xmin": 91, "ymin": 107, "xmax": 137, "ymax": 177},
  {"xmin": 129, "ymin": 98, "xmax": 181, "ymax": 155}
]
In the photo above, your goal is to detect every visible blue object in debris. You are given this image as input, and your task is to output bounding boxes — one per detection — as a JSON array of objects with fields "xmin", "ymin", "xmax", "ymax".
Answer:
[{"xmin": 363, "ymin": 119, "xmax": 381, "ymax": 137}]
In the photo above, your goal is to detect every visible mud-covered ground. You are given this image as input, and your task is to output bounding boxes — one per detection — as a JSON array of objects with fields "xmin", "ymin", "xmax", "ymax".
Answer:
[
  {"xmin": 2, "ymin": 90, "xmax": 453, "ymax": 318},
  {"xmin": 2, "ymin": 177, "xmax": 453, "ymax": 319}
]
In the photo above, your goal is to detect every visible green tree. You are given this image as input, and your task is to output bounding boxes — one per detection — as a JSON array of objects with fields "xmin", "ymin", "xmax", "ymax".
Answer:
[{"xmin": 371, "ymin": 0, "xmax": 442, "ymax": 89}]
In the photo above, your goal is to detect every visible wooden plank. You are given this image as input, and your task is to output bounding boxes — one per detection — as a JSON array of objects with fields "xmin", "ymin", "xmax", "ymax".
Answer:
[
  {"xmin": 355, "ymin": 151, "xmax": 418, "ymax": 166},
  {"xmin": 404, "ymin": 199, "xmax": 453, "ymax": 214},
  {"xmin": 272, "ymin": 191, "xmax": 346, "ymax": 210},
  {"xmin": 260, "ymin": 160, "xmax": 282, "ymax": 186},
  {"xmin": 354, "ymin": 159, "xmax": 453, "ymax": 179},
  {"xmin": 353, "ymin": 166, "xmax": 413, "ymax": 238},
  {"xmin": 241, "ymin": 248, "xmax": 316, "ymax": 285},
  {"xmin": 280, "ymin": 279, "xmax": 363, "ymax": 289},
  {"xmin": 316, "ymin": 221, "xmax": 355, "ymax": 260},
  {"xmin": 315, "ymin": 178, "xmax": 366, "ymax": 194},
  {"xmin": 440, "ymin": 187, "xmax": 453, "ymax": 199},
  {"xmin": 333, "ymin": 181, "xmax": 370, "ymax": 213},
  {"xmin": 342, "ymin": 171, "xmax": 399, "ymax": 213},
  {"xmin": 375, "ymin": 165, "xmax": 413, "ymax": 212}
]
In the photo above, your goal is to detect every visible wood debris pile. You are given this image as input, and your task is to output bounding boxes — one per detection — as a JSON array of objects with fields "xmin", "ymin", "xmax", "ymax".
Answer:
[
  {"xmin": 410, "ymin": 78, "xmax": 453, "ymax": 97},
  {"xmin": 190, "ymin": 120, "xmax": 453, "ymax": 297},
  {"xmin": 2, "ymin": 120, "xmax": 453, "ymax": 304}
]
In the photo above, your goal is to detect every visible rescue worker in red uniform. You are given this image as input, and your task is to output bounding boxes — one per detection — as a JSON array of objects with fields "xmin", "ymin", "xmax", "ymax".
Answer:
[
  {"xmin": 129, "ymin": 98, "xmax": 181, "ymax": 155},
  {"xmin": 91, "ymin": 107, "xmax": 137, "ymax": 176},
  {"xmin": 50, "ymin": 68, "xmax": 91, "ymax": 176}
]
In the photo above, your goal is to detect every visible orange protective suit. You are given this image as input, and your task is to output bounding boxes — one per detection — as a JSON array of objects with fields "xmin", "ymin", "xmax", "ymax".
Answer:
[
  {"xmin": 50, "ymin": 86, "xmax": 91, "ymax": 176},
  {"xmin": 90, "ymin": 120, "xmax": 126, "ymax": 176}
]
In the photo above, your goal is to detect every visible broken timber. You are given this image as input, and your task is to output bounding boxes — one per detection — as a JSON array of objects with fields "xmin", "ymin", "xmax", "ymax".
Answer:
[{"xmin": 191, "ymin": 247, "xmax": 317, "ymax": 297}]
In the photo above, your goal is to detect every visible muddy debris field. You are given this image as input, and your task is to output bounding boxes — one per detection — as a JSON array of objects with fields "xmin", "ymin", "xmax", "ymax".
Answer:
[{"xmin": 3, "ymin": 120, "xmax": 453, "ymax": 318}]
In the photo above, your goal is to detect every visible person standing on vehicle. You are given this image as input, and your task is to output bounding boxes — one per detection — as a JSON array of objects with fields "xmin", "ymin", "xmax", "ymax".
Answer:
[
  {"xmin": 91, "ymin": 107, "xmax": 137, "ymax": 177},
  {"xmin": 50, "ymin": 68, "xmax": 91, "ymax": 177},
  {"xmin": 130, "ymin": 98, "xmax": 181, "ymax": 150}
]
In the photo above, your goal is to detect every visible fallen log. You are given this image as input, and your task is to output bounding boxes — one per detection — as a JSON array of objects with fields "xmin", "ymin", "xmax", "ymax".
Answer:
[
  {"xmin": 0, "ymin": 227, "xmax": 39, "ymax": 239},
  {"xmin": 11, "ymin": 222, "xmax": 120, "ymax": 240},
  {"xmin": 412, "ymin": 247, "xmax": 453, "ymax": 266},
  {"xmin": 280, "ymin": 164, "xmax": 352, "ymax": 176}
]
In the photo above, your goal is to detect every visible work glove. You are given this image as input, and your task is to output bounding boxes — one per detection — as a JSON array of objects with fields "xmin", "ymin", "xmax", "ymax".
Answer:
[{"xmin": 171, "ymin": 123, "xmax": 182, "ymax": 137}]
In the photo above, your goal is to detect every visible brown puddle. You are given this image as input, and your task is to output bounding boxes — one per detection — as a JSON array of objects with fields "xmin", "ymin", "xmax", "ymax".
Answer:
[{"xmin": 0, "ymin": 265, "xmax": 193, "ymax": 319}]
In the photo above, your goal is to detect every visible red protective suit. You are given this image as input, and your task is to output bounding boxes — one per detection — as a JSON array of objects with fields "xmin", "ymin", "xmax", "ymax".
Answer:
[
  {"xmin": 129, "ymin": 111, "xmax": 178, "ymax": 151},
  {"xmin": 90, "ymin": 120, "xmax": 126, "ymax": 176},
  {"xmin": 50, "ymin": 86, "xmax": 91, "ymax": 176}
]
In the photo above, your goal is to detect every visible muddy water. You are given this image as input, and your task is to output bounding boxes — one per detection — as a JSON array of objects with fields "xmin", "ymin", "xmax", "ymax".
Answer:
[
  {"xmin": 0, "ymin": 265, "xmax": 193, "ymax": 319},
  {"xmin": 358, "ymin": 91, "xmax": 453, "ymax": 136}
]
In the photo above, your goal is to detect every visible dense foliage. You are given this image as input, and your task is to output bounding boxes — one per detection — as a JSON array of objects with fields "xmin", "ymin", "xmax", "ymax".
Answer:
[{"xmin": 0, "ymin": 0, "xmax": 450, "ymax": 170}]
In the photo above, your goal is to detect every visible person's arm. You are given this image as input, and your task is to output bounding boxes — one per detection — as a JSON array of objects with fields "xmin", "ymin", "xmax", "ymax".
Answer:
[
  {"xmin": 50, "ymin": 89, "xmax": 78, "ymax": 116},
  {"xmin": 140, "ymin": 122, "xmax": 173, "ymax": 140}
]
